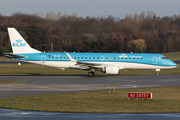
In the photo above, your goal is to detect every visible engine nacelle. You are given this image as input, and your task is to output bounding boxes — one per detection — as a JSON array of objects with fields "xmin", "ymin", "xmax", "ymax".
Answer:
[{"xmin": 102, "ymin": 66, "xmax": 119, "ymax": 74}]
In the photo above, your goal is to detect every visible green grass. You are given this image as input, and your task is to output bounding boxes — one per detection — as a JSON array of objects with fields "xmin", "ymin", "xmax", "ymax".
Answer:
[
  {"xmin": 0, "ymin": 81, "xmax": 26, "ymax": 84},
  {"xmin": 161, "ymin": 52, "xmax": 180, "ymax": 60},
  {"xmin": 0, "ymin": 57, "xmax": 15, "ymax": 61},
  {"xmin": 0, "ymin": 87, "xmax": 180, "ymax": 113},
  {"xmin": 0, "ymin": 64, "xmax": 179, "ymax": 75}
]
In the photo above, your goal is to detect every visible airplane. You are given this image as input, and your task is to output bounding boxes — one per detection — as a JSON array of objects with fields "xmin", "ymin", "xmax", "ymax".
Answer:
[{"xmin": 5, "ymin": 27, "xmax": 177, "ymax": 77}]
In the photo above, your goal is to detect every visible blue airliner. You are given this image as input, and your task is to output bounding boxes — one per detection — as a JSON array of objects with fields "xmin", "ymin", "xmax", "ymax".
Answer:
[{"xmin": 5, "ymin": 28, "xmax": 177, "ymax": 77}]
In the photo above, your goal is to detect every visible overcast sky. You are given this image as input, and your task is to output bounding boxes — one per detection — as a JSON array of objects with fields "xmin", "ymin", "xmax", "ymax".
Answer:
[{"xmin": 1, "ymin": 0, "xmax": 180, "ymax": 19}]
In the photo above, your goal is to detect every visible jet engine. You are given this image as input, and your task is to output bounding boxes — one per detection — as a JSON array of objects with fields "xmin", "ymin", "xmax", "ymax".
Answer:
[{"xmin": 102, "ymin": 66, "xmax": 119, "ymax": 74}]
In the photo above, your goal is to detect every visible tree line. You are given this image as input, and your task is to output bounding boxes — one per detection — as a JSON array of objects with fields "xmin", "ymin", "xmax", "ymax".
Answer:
[{"xmin": 0, "ymin": 11, "xmax": 180, "ymax": 56}]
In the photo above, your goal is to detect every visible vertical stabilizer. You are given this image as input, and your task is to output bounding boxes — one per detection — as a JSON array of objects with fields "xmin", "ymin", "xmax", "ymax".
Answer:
[{"xmin": 7, "ymin": 28, "xmax": 41, "ymax": 54}]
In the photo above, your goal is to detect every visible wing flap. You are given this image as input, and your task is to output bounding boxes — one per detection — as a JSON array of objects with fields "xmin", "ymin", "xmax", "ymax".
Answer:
[{"xmin": 76, "ymin": 61, "xmax": 107, "ymax": 68}]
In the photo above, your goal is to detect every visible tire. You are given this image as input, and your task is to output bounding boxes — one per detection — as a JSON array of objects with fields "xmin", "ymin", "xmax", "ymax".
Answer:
[
  {"xmin": 155, "ymin": 73, "xmax": 159, "ymax": 76},
  {"xmin": 88, "ymin": 72, "xmax": 95, "ymax": 77}
]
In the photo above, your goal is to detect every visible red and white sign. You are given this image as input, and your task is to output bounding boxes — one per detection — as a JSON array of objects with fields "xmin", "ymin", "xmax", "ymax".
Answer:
[{"xmin": 128, "ymin": 92, "xmax": 152, "ymax": 99}]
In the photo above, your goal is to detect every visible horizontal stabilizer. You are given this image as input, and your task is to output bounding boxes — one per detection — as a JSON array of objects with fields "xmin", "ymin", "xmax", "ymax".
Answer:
[{"xmin": 4, "ymin": 53, "xmax": 26, "ymax": 59}]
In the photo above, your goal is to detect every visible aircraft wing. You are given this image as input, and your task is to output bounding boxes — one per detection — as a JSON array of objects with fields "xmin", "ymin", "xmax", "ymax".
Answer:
[
  {"xmin": 69, "ymin": 61, "xmax": 107, "ymax": 70},
  {"xmin": 67, "ymin": 52, "xmax": 124, "ymax": 70},
  {"xmin": 66, "ymin": 53, "xmax": 108, "ymax": 69},
  {"xmin": 76, "ymin": 61, "xmax": 107, "ymax": 68}
]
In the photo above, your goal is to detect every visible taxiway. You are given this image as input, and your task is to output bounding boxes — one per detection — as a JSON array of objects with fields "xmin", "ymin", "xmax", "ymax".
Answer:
[{"xmin": 0, "ymin": 75, "xmax": 180, "ymax": 98}]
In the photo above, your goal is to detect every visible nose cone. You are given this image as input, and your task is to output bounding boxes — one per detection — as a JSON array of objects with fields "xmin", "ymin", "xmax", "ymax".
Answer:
[{"xmin": 170, "ymin": 61, "xmax": 177, "ymax": 68}]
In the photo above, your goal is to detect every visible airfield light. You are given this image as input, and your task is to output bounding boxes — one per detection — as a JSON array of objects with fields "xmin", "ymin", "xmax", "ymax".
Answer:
[
  {"xmin": 112, "ymin": 86, "xmax": 115, "ymax": 93},
  {"xmin": 107, "ymin": 86, "xmax": 110, "ymax": 94}
]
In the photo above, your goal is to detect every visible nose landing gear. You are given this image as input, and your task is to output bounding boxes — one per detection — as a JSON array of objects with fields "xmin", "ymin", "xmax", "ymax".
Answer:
[
  {"xmin": 155, "ymin": 69, "xmax": 160, "ymax": 76},
  {"xmin": 155, "ymin": 72, "xmax": 159, "ymax": 76}
]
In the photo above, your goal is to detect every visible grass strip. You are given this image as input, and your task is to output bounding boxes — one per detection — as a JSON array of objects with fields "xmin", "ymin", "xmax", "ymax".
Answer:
[
  {"xmin": 0, "ymin": 81, "xmax": 26, "ymax": 84},
  {"xmin": 0, "ymin": 57, "xmax": 16, "ymax": 61},
  {"xmin": 162, "ymin": 52, "xmax": 180, "ymax": 60},
  {"xmin": 0, "ymin": 87, "xmax": 180, "ymax": 113}
]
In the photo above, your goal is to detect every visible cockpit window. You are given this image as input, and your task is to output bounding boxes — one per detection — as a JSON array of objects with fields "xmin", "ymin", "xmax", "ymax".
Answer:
[{"xmin": 162, "ymin": 57, "xmax": 168, "ymax": 60}]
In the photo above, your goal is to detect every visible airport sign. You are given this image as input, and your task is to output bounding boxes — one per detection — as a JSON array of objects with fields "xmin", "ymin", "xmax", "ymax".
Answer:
[{"xmin": 128, "ymin": 92, "xmax": 152, "ymax": 99}]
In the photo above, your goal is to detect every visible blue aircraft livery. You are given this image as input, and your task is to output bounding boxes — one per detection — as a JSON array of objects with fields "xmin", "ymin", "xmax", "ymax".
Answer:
[{"xmin": 5, "ymin": 28, "xmax": 177, "ymax": 77}]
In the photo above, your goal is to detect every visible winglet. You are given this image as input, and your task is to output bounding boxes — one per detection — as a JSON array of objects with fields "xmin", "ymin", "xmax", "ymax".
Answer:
[{"xmin": 66, "ymin": 53, "xmax": 77, "ymax": 62}]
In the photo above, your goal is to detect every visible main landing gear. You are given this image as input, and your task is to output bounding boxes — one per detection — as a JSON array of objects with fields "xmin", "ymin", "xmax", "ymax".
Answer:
[{"xmin": 88, "ymin": 71, "xmax": 95, "ymax": 77}]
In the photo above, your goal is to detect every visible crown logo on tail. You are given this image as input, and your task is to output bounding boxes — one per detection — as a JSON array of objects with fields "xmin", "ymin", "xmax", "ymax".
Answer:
[{"xmin": 16, "ymin": 39, "xmax": 22, "ymax": 43}]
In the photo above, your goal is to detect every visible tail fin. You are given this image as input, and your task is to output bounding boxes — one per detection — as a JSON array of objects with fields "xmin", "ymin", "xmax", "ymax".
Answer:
[{"xmin": 7, "ymin": 28, "xmax": 41, "ymax": 54}]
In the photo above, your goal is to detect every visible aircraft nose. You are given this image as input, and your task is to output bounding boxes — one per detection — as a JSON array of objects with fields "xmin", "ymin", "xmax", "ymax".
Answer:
[{"xmin": 170, "ymin": 61, "xmax": 177, "ymax": 67}]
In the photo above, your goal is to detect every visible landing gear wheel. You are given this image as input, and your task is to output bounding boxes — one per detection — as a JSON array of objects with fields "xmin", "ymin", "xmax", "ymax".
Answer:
[
  {"xmin": 155, "ymin": 72, "xmax": 159, "ymax": 76},
  {"xmin": 88, "ymin": 72, "xmax": 95, "ymax": 77}
]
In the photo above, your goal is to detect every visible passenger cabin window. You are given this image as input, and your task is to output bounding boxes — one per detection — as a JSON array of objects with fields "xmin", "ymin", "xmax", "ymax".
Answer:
[
  {"xmin": 118, "ymin": 57, "xmax": 119, "ymax": 59},
  {"xmin": 56, "ymin": 57, "xmax": 58, "ymax": 59},
  {"xmin": 122, "ymin": 57, "xmax": 123, "ymax": 59},
  {"xmin": 81, "ymin": 57, "xmax": 83, "ymax": 59},
  {"xmin": 141, "ymin": 58, "xmax": 143, "ymax": 59},
  {"xmin": 129, "ymin": 57, "xmax": 131, "ymax": 59},
  {"xmin": 106, "ymin": 57, "xmax": 108, "ymax": 59},
  {"xmin": 97, "ymin": 57, "xmax": 99, "ymax": 59},
  {"xmin": 133, "ymin": 57, "xmax": 135, "ymax": 59},
  {"xmin": 110, "ymin": 57, "xmax": 112, "ymax": 59},
  {"xmin": 60, "ymin": 57, "xmax": 62, "ymax": 59},
  {"xmin": 85, "ymin": 57, "xmax": 87, "ymax": 59},
  {"xmin": 52, "ymin": 57, "xmax": 54, "ymax": 58},
  {"xmin": 125, "ymin": 57, "xmax": 127, "ymax": 59},
  {"xmin": 78, "ymin": 57, "xmax": 79, "ymax": 59},
  {"xmin": 89, "ymin": 57, "xmax": 91, "ymax": 59},
  {"xmin": 114, "ymin": 57, "xmax": 116, "ymax": 59},
  {"xmin": 93, "ymin": 57, "xmax": 95, "ymax": 59},
  {"xmin": 137, "ymin": 58, "xmax": 139, "ymax": 59},
  {"xmin": 74, "ymin": 57, "xmax": 76, "ymax": 59},
  {"xmin": 64, "ymin": 57, "xmax": 65, "ymax": 59}
]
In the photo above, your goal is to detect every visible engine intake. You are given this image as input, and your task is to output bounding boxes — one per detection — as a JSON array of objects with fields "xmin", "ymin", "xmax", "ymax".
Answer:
[{"xmin": 102, "ymin": 66, "xmax": 119, "ymax": 74}]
